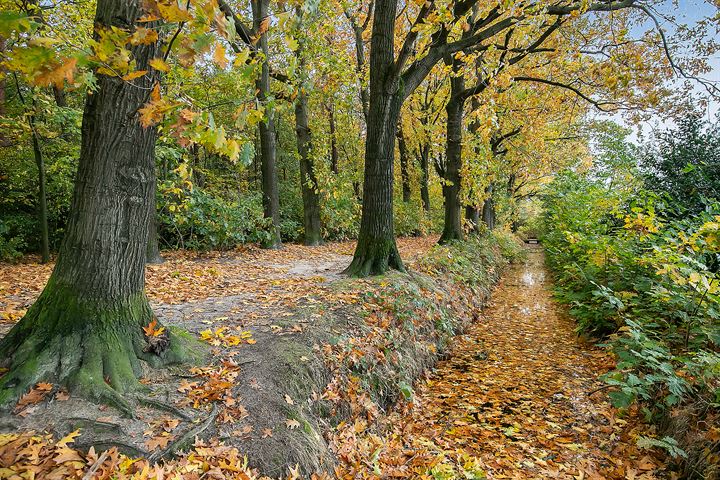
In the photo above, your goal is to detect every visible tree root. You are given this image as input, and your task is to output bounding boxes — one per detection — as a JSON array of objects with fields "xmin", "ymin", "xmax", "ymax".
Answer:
[
  {"xmin": 0, "ymin": 284, "xmax": 202, "ymax": 415},
  {"xmin": 148, "ymin": 404, "xmax": 218, "ymax": 462},
  {"xmin": 136, "ymin": 395, "xmax": 193, "ymax": 421},
  {"xmin": 344, "ymin": 239, "xmax": 406, "ymax": 277}
]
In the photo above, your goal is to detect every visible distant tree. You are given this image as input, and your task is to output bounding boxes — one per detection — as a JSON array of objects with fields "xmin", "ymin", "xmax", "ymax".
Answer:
[{"xmin": 641, "ymin": 114, "xmax": 720, "ymax": 214}]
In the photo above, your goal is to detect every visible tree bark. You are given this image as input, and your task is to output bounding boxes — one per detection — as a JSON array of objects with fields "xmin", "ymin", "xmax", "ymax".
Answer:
[
  {"xmin": 295, "ymin": 89, "xmax": 323, "ymax": 246},
  {"xmin": 482, "ymin": 184, "xmax": 496, "ymax": 230},
  {"xmin": 344, "ymin": 0, "xmax": 404, "ymax": 276},
  {"xmin": 252, "ymin": 0, "xmax": 282, "ymax": 249},
  {"xmin": 328, "ymin": 103, "xmax": 339, "ymax": 174},
  {"xmin": 146, "ymin": 191, "xmax": 164, "ymax": 264},
  {"xmin": 397, "ymin": 125, "xmax": 411, "ymax": 203},
  {"xmin": 52, "ymin": 85, "xmax": 67, "ymax": 107},
  {"xmin": 30, "ymin": 105, "xmax": 50, "ymax": 263},
  {"xmin": 465, "ymin": 205, "xmax": 480, "ymax": 233},
  {"xmin": 439, "ymin": 69, "xmax": 465, "ymax": 244},
  {"xmin": 418, "ymin": 143, "xmax": 431, "ymax": 212},
  {"xmin": 0, "ymin": 1, "xmax": 189, "ymax": 412}
]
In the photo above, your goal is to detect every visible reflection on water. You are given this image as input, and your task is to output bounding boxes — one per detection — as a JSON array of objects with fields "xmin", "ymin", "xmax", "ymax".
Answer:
[{"xmin": 520, "ymin": 270, "xmax": 545, "ymax": 286}]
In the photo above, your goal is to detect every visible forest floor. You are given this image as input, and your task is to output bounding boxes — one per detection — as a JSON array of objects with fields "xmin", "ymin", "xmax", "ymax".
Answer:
[
  {"xmin": 332, "ymin": 246, "xmax": 667, "ymax": 479},
  {"xmin": 0, "ymin": 238, "xmax": 667, "ymax": 479}
]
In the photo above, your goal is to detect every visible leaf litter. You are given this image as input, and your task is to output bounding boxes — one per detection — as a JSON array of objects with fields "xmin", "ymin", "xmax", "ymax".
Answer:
[{"xmin": 0, "ymin": 240, "xmax": 670, "ymax": 479}]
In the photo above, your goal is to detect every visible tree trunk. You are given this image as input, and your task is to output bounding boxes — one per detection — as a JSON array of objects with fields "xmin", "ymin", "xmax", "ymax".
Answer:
[
  {"xmin": 52, "ymin": 85, "xmax": 67, "ymax": 107},
  {"xmin": 344, "ymin": 0, "xmax": 404, "ymax": 276},
  {"xmin": 418, "ymin": 143, "xmax": 430, "ymax": 212},
  {"xmin": 397, "ymin": 125, "xmax": 411, "ymax": 203},
  {"xmin": 29, "ymin": 105, "xmax": 50, "ymax": 263},
  {"xmin": 0, "ymin": 1, "xmax": 190, "ymax": 412},
  {"xmin": 465, "ymin": 205, "xmax": 480, "ymax": 234},
  {"xmin": 295, "ymin": 89, "xmax": 322, "ymax": 246},
  {"xmin": 328, "ymin": 103, "xmax": 339, "ymax": 174},
  {"xmin": 0, "ymin": 37, "xmax": 8, "ymax": 147},
  {"xmin": 252, "ymin": 0, "xmax": 281, "ymax": 249},
  {"xmin": 439, "ymin": 76, "xmax": 465, "ymax": 244},
  {"xmin": 147, "ymin": 191, "xmax": 164, "ymax": 264},
  {"xmin": 482, "ymin": 184, "xmax": 496, "ymax": 230}
]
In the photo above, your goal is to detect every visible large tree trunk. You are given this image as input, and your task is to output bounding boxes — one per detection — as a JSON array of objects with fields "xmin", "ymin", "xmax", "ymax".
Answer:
[
  {"xmin": 439, "ymin": 74, "xmax": 465, "ymax": 244},
  {"xmin": 252, "ymin": 0, "xmax": 281, "ymax": 249},
  {"xmin": 0, "ymin": 1, "xmax": 189, "ymax": 412},
  {"xmin": 344, "ymin": 0, "xmax": 404, "ymax": 276},
  {"xmin": 397, "ymin": 125, "xmax": 411, "ymax": 203},
  {"xmin": 482, "ymin": 184, "xmax": 496, "ymax": 230},
  {"xmin": 328, "ymin": 103, "xmax": 339, "ymax": 174},
  {"xmin": 295, "ymin": 90, "xmax": 323, "ymax": 246}
]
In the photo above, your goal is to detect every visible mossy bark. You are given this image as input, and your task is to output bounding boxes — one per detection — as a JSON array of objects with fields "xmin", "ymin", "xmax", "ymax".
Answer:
[
  {"xmin": 0, "ymin": 282, "xmax": 189, "ymax": 413},
  {"xmin": 345, "ymin": 4, "xmax": 405, "ymax": 277},
  {"xmin": 0, "ymin": 0, "xmax": 194, "ymax": 412}
]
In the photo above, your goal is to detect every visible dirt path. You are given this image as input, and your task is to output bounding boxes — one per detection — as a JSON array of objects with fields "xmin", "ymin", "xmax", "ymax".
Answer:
[
  {"xmin": 335, "ymin": 246, "xmax": 663, "ymax": 479},
  {"xmin": 0, "ymin": 236, "xmax": 437, "ymax": 337}
]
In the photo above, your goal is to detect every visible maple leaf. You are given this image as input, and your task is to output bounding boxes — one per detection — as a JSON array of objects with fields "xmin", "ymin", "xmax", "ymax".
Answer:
[
  {"xmin": 34, "ymin": 57, "xmax": 77, "ymax": 88},
  {"xmin": 286, "ymin": 419, "xmax": 301, "ymax": 430},
  {"xmin": 143, "ymin": 318, "xmax": 166, "ymax": 337},
  {"xmin": 130, "ymin": 27, "xmax": 159, "ymax": 46},
  {"xmin": 213, "ymin": 44, "xmax": 228, "ymax": 69}
]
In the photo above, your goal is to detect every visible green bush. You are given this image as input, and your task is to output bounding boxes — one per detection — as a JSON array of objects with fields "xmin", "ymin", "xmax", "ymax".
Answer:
[
  {"xmin": 542, "ymin": 166, "xmax": 720, "ymax": 444},
  {"xmin": 158, "ymin": 187, "xmax": 272, "ymax": 250}
]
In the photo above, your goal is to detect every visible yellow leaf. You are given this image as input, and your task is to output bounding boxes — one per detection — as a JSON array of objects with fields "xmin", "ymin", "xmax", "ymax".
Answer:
[
  {"xmin": 149, "ymin": 57, "xmax": 170, "ymax": 72},
  {"xmin": 213, "ymin": 43, "xmax": 228, "ymax": 69},
  {"xmin": 122, "ymin": 70, "xmax": 147, "ymax": 81}
]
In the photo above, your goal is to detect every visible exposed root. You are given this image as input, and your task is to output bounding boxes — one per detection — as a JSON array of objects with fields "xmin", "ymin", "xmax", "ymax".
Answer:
[
  {"xmin": 0, "ymin": 282, "xmax": 201, "ymax": 414},
  {"xmin": 147, "ymin": 404, "xmax": 218, "ymax": 462},
  {"xmin": 344, "ymin": 237, "xmax": 406, "ymax": 277},
  {"xmin": 136, "ymin": 395, "xmax": 193, "ymax": 421}
]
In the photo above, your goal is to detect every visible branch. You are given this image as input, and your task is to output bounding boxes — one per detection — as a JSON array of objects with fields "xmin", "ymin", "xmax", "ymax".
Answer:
[
  {"xmin": 513, "ymin": 75, "xmax": 618, "ymax": 112},
  {"xmin": 631, "ymin": 2, "xmax": 720, "ymax": 98}
]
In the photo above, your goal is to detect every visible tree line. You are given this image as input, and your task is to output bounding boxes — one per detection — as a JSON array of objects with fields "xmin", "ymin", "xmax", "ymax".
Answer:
[{"xmin": 0, "ymin": 0, "xmax": 716, "ymax": 407}]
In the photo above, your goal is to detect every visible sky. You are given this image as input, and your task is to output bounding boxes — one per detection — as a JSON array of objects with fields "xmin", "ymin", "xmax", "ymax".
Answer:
[{"xmin": 603, "ymin": 0, "xmax": 720, "ymax": 143}]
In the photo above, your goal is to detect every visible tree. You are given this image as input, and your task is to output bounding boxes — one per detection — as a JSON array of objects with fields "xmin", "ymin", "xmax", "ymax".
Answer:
[
  {"xmin": 641, "ymin": 114, "xmax": 720, "ymax": 215},
  {"xmin": 252, "ymin": 0, "xmax": 282, "ymax": 248},
  {"xmin": 0, "ymin": 0, "xmax": 239, "ymax": 411},
  {"xmin": 345, "ymin": 0, "xmax": 665, "ymax": 275}
]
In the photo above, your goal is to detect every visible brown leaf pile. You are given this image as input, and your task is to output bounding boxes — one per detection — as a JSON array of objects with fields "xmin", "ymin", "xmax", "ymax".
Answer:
[{"xmin": 328, "ymin": 250, "xmax": 669, "ymax": 479}]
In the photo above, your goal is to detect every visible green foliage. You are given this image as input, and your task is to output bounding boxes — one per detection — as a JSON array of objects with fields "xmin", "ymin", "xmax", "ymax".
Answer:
[
  {"xmin": 157, "ymin": 172, "xmax": 273, "ymax": 250},
  {"xmin": 418, "ymin": 231, "xmax": 524, "ymax": 288},
  {"xmin": 542, "ymin": 123, "xmax": 720, "ymax": 430},
  {"xmin": 0, "ymin": 221, "xmax": 25, "ymax": 261},
  {"xmin": 320, "ymin": 173, "xmax": 361, "ymax": 241},
  {"xmin": 641, "ymin": 114, "xmax": 720, "ymax": 216}
]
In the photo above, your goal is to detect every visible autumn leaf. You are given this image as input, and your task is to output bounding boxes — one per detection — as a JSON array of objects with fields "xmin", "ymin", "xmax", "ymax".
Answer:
[
  {"xmin": 149, "ymin": 57, "xmax": 170, "ymax": 72},
  {"xmin": 213, "ymin": 44, "xmax": 228, "ymax": 69},
  {"xmin": 121, "ymin": 70, "xmax": 147, "ymax": 81},
  {"xmin": 285, "ymin": 419, "xmax": 301, "ymax": 430},
  {"xmin": 130, "ymin": 27, "xmax": 159, "ymax": 46},
  {"xmin": 34, "ymin": 57, "xmax": 77, "ymax": 88},
  {"xmin": 143, "ymin": 318, "xmax": 166, "ymax": 337},
  {"xmin": 145, "ymin": 433, "xmax": 171, "ymax": 451}
]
